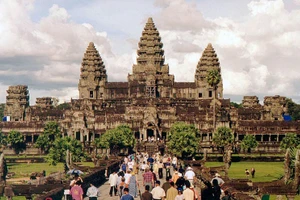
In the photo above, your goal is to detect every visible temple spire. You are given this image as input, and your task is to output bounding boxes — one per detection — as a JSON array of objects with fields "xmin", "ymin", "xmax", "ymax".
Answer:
[
  {"xmin": 136, "ymin": 17, "xmax": 165, "ymax": 66},
  {"xmin": 195, "ymin": 43, "xmax": 223, "ymax": 99},
  {"xmin": 78, "ymin": 42, "xmax": 107, "ymax": 99}
]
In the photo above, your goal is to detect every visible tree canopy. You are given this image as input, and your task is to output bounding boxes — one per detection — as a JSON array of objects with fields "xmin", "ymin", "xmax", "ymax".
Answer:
[
  {"xmin": 166, "ymin": 122, "xmax": 200, "ymax": 158},
  {"xmin": 35, "ymin": 121, "xmax": 61, "ymax": 153},
  {"xmin": 241, "ymin": 134, "xmax": 258, "ymax": 153},
  {"xmin": 280, "ymin": 133, "xmax": 300, "ymax": 150},
  {"xmin": 6, "ymin": 130, "xmax": 26, "ymax": 154},
  {"xmin": 207, "ymin": 69, "xmax": 221, "ymax": 89},
  {"xmin": 230, "ymin": 102, "xmax": 242, "ymax": 108},
  {"xmin": 213, "ymin": 127, "xmax": 234, "ymax": 148},
  {"xmin": 99, "ymin": 125, "xmax": 135, "ymax": 154},
  {"xmin": 47, "ymin": 136, "xmax": 86, "ymax": 166},
  {"xmin": 286, "ymin": 98, "xmax": 300, "ymax": 121}
]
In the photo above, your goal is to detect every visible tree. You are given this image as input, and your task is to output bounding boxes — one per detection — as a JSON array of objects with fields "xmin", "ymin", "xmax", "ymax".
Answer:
[
  {"xmin": 35, "ymin": 121, "xmax": 61, "ymax": 153},
  {"xmin": 166, "ymin": 122, "xmax": 200, "ymax": 159},
  {"xmin": 100, "ymin": 125, "xmax": 135, "ymax": 155},
  {"xmin": 0, "ymin": 131, "xmax": 7, "ymax": 148},
  {"xmin": 241, "ymin": 134, "xmax": 258, "ymax": 153},
  {"xmin": 286, "ymin": 98, "xmax": 300, "ymax": 121},
  {"xmin": 47, "ymin": 136, "xmax": 86, "ymax": 166},
  {"xmin": 6, "ymin": 130, "xmax": 26, "ymax": 154},
  {"xmin": 57, "ymin": 102, "xmax": 71, "ymax": 110},
  {"xmin": 280, "ymin": 133, "xmax": 300, "ymax": 150},
  {"xmin": 0, "ymin": 103, "xmax": 5, "ymax": 120},
  {"xmin": 230, "ymin": 102, "xmax": 242, "ymax": 108},
  {"xmin": 212, "ymin": 127, "xmax": 234, "ymax": 151},
  {"xmin": 207, "ymin": 69, "xmax": 221, "ymax": 130}
]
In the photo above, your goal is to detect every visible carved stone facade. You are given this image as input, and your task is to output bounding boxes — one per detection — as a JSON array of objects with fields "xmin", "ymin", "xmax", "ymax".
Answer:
[{"xmin": 0, "ymin": 17, "xmax": 299, "ymax": 153}]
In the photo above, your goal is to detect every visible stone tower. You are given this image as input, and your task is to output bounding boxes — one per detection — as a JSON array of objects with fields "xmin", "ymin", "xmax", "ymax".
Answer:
[
  {"xmin": 128, "ymin": 17, "xmax": 174, "ymax": 98},
  {"xmin": 78, "ymin": 42, "xmax": 107, "ymax": 99},
  {"xmin": 36, "ymin": 97, "xmax": 53, "ymax": 109},
  {"xmin": 195, "ymin": 43, "xmax": 223, "ymax": 99},
  {"xmin": 4, "ymin": 85, "xmax": 29, "ymax": 121}
]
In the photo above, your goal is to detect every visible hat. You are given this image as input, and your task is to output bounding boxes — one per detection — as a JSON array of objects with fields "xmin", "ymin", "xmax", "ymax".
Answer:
[
  {"xmin": 187, "ymin": 167, "xmax": 193, "ymax": 170},
  {"xmin": 215, "ymin": 173, "xmax": 221, "ymax": 177},
  {"xmin": 177, "ymin": 187, "xmax": 183, "ymax": 191},
  {"xmin": 178, "ymin": 173, "xmax": 183, "ymax": 177}
]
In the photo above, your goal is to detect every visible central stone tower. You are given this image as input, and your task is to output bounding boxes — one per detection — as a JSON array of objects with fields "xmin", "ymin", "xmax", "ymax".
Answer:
[{"xmin": 128, "ymin": 17, "xmax": 174, "ymax": 99}]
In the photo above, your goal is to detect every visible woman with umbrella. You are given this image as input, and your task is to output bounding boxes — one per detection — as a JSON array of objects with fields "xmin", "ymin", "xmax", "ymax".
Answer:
[{"xmin": 70, "ymin": 173, "xmax": 83, "ymax": 187}]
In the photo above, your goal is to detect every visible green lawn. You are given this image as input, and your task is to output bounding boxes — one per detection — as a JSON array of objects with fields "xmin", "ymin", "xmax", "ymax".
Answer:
[
  {"xmin": 0, "ymin": 197, "xmax": 26, "ymax": 200},
  {"xmin": 205, "ymin": 162, "xmax": 284, "ymax": 182},
  {"xmin": 7, "ymin": 162, "xmax": 64, "ymax": 178}
]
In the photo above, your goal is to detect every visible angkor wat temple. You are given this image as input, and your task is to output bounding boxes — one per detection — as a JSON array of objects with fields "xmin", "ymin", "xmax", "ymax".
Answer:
[{"xmin": 1, "ymin": 18, "xmax": 299, "ymax": 153}]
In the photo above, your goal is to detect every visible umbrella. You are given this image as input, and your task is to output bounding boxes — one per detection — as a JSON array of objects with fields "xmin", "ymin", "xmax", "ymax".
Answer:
[{"xmin": 67, "ymin": 169, "xmax": 84, "ymax": 175}]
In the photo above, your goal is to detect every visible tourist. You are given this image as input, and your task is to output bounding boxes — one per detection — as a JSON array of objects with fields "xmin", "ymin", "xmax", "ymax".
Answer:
[
  {"xmin": 212, "ymin": 179, "xmax": 221, "ymax": 200},
  {"xmin": 251, "ymin": 168, "xmax": 256, "ymax": 178},
  {"xmin": 165, "ymin": 161, "xmax": 171, "ymax": 180},
  {"xmin": 70, "ymin": 173, "xmax": 83, "ymax": 187},
  {"xmin": 172, "ymin": 155, "xmax": 178, "ymax": 169},
  {"xmin": 141, "ymin": 161, "xmax": 149, "ymax": 172},
  {"xmin": 158, "ymin": 160, "xmax": 164, "ymax": 179},
  {"xmin": 211, "ymin": 173, "xmax": 225, "ymax": 187},
  {"xmin": 142, "ymin": 185, "xmax": 153, "ymax": 200},
  {"xmin": 118, "ymin": 177, "xmax": 126, "ymax": 197},
  {"xmin": 183, "ymin": 180, "xmax": 194, "ymax": 200},
  {"xmin": 175, "ymin": 188, "xmax": 184, "ymax": 200},
  {"xmin": 86, "ymin": 182, "xmax": 99, "ymax": 200},
  {"xmin": 143, "ymin": 168, "xmax": 154, "ymax": 191},
  {"xmin": 124, "ymin": 170, "xmax": 132, "ymax": 185},
  {"xmin": 166, "ymin": 181, "xmax": 178, "ymax": 200},
  {"xmin": 162, "ymin": 176, "xmax": 171, "ymax": 194},
  {"xmin": 153, "ymin": 161, "xmax": 159, "ymax": 177},
  {"xmin": 108, "ymin": 171, "xmax": 118, "ymax": 197},
  {"xmin": 151, "ymin": 180, "xmax": 166, "ymax": 200},
  {"xmin": 221, "ymin": 190, "xmax": 231, "ymax": 200},
  {"xmin": 128, "ymin": 171, "xmax": 138, "ymax": 198},
  {"xmin": 121, "ymin": 161, "xmax": 127, "ymax": 172},
  {"xmin": 128, "ymin": 159, "xmax": 134, "ymax": 171},
  {"xmin": 245, "ymin": 169, "xmax": 250, "ymax": 178},
  {"xmin": 151, "ymin": 168, "xmax": 157, "ymax": 182},
  {"xmin": 175, "ymin": 173, "xmax": 186, "ymax": 189},
  {"xmin": 184, "ymin": 166, "xmax": 195, "ymax": 186},
  {"xmin": 120, "ymin": 188, "xmax": 134, "ymax": 200},
  {"xmin": 172, "ymin": 168, "xmax": 179, "ymax": 183},
  {"xmin": 70, "ymin": 180, "xmax": 83, "ymax": 200}
]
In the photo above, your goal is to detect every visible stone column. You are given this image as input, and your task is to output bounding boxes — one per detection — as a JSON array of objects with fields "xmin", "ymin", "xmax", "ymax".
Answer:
[
  {"xmin": 261, "ymin": 134, "xmax": 263, "ymax": 142},
  {"xmin": 269, "ymin": 134, "xmax": 271, "ymax": 142},
  {"xmin": 277, "ymin": 133, "xmax": 279, "ymax": 142},
  {"xmin": 31, "ymin": 134, "xmax": 34, "ymax": 143}
]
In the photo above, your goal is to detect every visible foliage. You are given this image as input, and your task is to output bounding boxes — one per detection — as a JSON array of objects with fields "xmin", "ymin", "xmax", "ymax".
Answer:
[
  {"xmin": 99, "ymin": 125, "xmax": 135, "ymax": 155},
  {"xmin": 286, "ymin": 98, "xmax": 300, "ymax": 121},
  {"xmin": 206, "ymin": 69, "xmax": 221, "ymax": 89},
  {"xmin": 280, "ymin": 133, "xmax": 300, "ymax": 150},
  {"xmin": 47, "ymin": 136, "xmax": 86, "ymax": 166},
  {"xmin": 166, "ymin": 122, "xmax": 200, "ymax": 158},
  {"xmin": 6, "ymin": 130, "xmax": 26, "ymax": 154},
  {"xmin": 35, "ymin": 121, "xmax": 61, "ymax": 153},
  {"xmin": 241, "ymin": 134, "xmax": 258, "ymax": 153},
  {"xmin": 230, "ymin": 102, "xmax": 242, "ymax": 108},
  {"xmin": 0, "ymin": 131, "xmax": 7, "ymax": 147},
  {"xmin": 57, "ymin": 102, "xmax": 71, "ymax": 110},
  {"xmin": 0, "ymin": 103, "xmax": 5, "ymax": 120},
  {"xmin": 213, "ymin": 127, "xmax": 234, "ymax": 148}
]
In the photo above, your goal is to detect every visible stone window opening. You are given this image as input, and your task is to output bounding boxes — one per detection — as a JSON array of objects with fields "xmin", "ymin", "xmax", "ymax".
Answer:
[
  {"xmin": 199, "ymin": 93, "xmax": 202, "ymax": 98},
  {"xmin": 90, "ymin": 91, "xmax": 94, "ymax": 98},
  {"xmin": 209, "ymin": 91, "xmax": 212, "ymax": 98}
]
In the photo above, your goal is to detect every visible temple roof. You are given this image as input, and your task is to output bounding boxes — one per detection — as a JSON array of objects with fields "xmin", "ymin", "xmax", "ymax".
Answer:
[
  {"xmin": 136, "ymin": 17, "xmax": 165, "ymax": 66},
  {"xmin": 80, "ymin": 42, "xmax": 107, "ymax": 81}
]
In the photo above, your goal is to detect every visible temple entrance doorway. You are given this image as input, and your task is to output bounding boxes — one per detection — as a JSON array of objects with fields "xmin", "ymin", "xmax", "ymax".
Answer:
[{"xmin": 147, "ymin": 129, "xmax": 154, "ymax": 139}]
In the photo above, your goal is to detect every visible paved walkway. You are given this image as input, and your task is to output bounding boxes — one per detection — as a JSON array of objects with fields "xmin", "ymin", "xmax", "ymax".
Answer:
[{"xmin": 84, "ymin": 170, "xmax": 171, "ymax": 200}]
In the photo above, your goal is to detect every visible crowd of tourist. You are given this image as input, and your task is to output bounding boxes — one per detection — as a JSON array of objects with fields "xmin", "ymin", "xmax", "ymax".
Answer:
[{"xmin": 67, "ymin": 151, "xmax": 233, "ymax": 200}]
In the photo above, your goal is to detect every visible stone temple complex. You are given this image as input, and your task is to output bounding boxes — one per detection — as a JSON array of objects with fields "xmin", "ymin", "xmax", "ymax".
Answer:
[{"xmin": 1, "ymin": 17, "xmax": 299, "ymax": 153}]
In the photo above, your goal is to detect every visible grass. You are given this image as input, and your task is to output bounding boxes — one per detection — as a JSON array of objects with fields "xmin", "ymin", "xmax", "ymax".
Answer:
[
  {"xmin": 7, "ymin": 162, "xmax": 64, "ymax": 178},
  {"xmin": 0, "ymin": 197, "xmax": 26, "ymax": 200},
  {"xmin": 205, "ymin": 162, "xmax": 284, "ymax": 182}
]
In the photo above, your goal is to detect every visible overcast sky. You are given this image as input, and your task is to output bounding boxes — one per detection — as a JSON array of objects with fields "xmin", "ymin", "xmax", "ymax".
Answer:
[{"xmin": 1, "ymin": 0, "xmax": 300, "ymax": 105}]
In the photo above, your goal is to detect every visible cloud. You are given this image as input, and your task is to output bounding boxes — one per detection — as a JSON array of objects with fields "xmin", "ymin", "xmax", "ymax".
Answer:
[{"xmin": 0, "ymin": 1, "xmax": 113, "ymax": 104}]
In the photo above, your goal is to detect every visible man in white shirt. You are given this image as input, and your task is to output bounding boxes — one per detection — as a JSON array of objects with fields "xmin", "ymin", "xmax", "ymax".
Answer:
[
  {"xmin": 151, "ymin": 180, "xmax": 166, "ymax": 200},
  {"xmin": 183, "ymin": 180, "xmax": 195, "ymax": 200},
  {"xmin": 86, "ymin": 183, "xmax": 99, "ymax": 200},
  {"xmin": 184, "ymin": 166, "xmax": 195, "ymax": 186},
  {"xmin": 124, "ymin": 170, "xmax": 132, "ymax": 185},
  {"xmin": 108, "ymin": 171, "xmax": 118, "ymax": 196}
]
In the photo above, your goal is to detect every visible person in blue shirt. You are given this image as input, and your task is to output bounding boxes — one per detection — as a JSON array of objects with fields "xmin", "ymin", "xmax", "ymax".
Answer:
[{"xmin": 120, "ymin": 188, "xmax": 134, "ymax": 200}]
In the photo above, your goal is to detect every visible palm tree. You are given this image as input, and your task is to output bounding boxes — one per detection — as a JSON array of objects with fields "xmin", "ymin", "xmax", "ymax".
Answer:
[{"xmin": 207, "ymin": 69, "xmax": 221, "ymax": 130}]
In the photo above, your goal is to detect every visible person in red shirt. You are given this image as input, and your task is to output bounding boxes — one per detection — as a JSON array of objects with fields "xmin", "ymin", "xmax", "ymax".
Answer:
[{"xmin": 70, "ymin": 180, "xmax": 83, "ymax": 200}]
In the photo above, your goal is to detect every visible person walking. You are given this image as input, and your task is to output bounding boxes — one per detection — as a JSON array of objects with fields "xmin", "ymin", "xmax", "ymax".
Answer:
[
  {"xmin": 251, "ymin": 168, "xmax": 256, "ymax": 178},
  {"xmin": 142, "ymin": 185, "xmax": 153, "ymax": 200},
  {"xmin": 166, "ymin": 182, "xmax": 178, "ymax": 200},
  {"xmin": 143, "ymin": 168, "xmax": 154, "ymax": 191},
  {"xmin": 108, "ymin": 171, "xmax": 118, "ymax": 197},
  {"xmin": 70, "ymin": 180, "xmax": 83, "ymax": 200},
  {"xmin": 128, "ymin": 171, "xmax": 138, "ymax": 198},
  {"xmin": 120, "ymin": 188, "xmax": 134, "ymax": 200},
  {"xmin": 86, "ymin": 182, "xmax": 99, "ymax": 200},
  {"xmin": 151, "ymin": 180, "xmax": 166, "ymax": 200}
]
